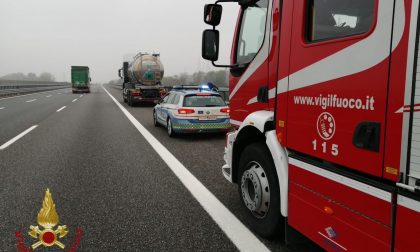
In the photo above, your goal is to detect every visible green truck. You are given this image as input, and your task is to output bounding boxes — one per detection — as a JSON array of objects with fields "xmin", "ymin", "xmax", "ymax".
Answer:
[{"xmin": 71, "ymin": 66, "xmax": 91, "ymax": 93}]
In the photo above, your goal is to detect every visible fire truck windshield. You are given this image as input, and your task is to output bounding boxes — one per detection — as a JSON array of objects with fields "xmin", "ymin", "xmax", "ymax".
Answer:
[{"xmin": 235, "ymin": 0, "xmax": 268, "ymax": 65}]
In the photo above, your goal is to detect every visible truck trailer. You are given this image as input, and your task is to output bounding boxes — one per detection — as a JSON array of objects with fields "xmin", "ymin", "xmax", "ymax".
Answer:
[
  {"xmin": 71, "ymin": 66, "xmax": 90, "ymax": 93},
  {"xmin": 119, "ymin": 53, "xmax": 166, "ymax": 106},
  {"xmin": 202, "ymin": 0, "xmax": 420, "ymax": 251}
]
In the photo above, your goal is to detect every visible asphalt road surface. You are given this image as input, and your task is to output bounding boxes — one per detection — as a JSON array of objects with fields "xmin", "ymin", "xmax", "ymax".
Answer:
[{"xmin": 0, "ymin": 85, "xmax": 322, "ymax": 251}]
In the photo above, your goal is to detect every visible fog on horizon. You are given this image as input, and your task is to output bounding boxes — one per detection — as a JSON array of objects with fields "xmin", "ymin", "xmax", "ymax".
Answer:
[{"xmin": 0, "ymin": 0, "xmax": 239, "ymax": 83}]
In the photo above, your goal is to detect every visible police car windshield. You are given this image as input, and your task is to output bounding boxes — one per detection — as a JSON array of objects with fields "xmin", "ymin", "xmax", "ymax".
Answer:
[{"xmin": 183, "ymin": 95, "xmax": 226, "ymax": 107}]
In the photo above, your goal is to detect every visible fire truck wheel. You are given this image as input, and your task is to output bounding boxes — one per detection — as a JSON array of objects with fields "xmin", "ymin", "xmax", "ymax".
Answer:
[{"xmin": 238, "ymin": 142, "xmax": 282, "ymax": 238}]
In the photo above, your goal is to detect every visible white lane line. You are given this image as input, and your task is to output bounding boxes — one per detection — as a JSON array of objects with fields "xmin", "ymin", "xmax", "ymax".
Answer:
[
  {"xmin": 102, "ymin": 86, "xmax": 269, "ymax": 252},
  {"xmin": 57, "ymin": 93, "xmax": 62, "ymax": 95},
  {"xmin": 26, "ymin": 99, "xmax": 37, "ymax": 103},
  {"xmin": 46, "ymin": 95, "xmax": 52, "ymax": 98},
  {"xmin": 0, "ymin": 107, "xmax": 5, "ymax": 110},
  {"xmin": 0, "ymin": 125, "xmax": 38, "ymax": 150},
  {"xmin": 56, "ymin": 106, "xmax": 66, "ymax": 112},
  {"xmin": 72, "ymin": 99, "xmax": 78, "ymax": 103},
  {"xmin": 79, "ymin": 95, "xmax": 83, "ymax": 98}
]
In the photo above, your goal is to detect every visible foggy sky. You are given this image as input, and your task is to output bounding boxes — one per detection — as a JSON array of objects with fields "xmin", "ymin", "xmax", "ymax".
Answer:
[{"xmin": 0, "ymin": 0, "xmax": 239, "ymax": 83}]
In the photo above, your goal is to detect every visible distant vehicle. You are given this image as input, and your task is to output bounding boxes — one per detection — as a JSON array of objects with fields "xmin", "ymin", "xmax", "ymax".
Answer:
[
  {"xmin": 119, "ymin": 53, "xmax": 166, "ymax": 106},
  {"xmin": 153, "ymin": 86, "xmax": 230, "ymax": 137},
  {"xmin": 218, "ymin": 87, "xmax": 229, "ymax": 105},
  {"xmin": 71, "ymin": 66, "xmax": 91, "ymax": 93}
]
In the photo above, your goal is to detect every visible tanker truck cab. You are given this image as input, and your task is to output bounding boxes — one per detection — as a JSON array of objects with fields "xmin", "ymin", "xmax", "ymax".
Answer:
[{"xmin": 202, "ymin": 0, "xmax": 420, "ymax": 250}]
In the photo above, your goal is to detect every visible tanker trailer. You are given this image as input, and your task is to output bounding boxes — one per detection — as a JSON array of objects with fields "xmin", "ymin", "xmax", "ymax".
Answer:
[{"xmin": 118, "ymin": 53, "xmax": 166, "ymax": 106}]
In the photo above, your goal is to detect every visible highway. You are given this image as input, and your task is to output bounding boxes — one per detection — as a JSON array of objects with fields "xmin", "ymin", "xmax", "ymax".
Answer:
[{"xmin": 0, "ymin": 84, "xmax": 321, "ymax": 251}]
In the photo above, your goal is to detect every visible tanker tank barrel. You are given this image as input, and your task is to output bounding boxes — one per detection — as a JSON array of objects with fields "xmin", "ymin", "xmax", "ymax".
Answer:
[{"xmin": 123, "ymin": 53, "xmax": 164, "ymax": 86}]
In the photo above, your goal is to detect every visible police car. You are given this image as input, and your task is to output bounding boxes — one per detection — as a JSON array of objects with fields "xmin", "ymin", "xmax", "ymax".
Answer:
[{"xmin": 153, "ymin": 85, "xmax": 230, "ymax": 137}]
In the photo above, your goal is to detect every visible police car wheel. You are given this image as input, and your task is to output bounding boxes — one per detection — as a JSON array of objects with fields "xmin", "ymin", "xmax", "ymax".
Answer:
[
  {"xmin": 238, "ymin": 141, "xmax": 283, "ymax": 238},
  {"xmin": 128, "ymin": 95, "xmax": 133, "ymax": 106},
  {"xmin": 153, "ymin": 111, "xmax": 158, "ymax": 127},
  {"xmin": 167, "ymin": 118, "xmax": 175, "ymax": 137}
]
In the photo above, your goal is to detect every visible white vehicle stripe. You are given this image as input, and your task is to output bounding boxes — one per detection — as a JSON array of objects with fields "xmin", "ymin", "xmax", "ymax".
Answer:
[
  {"xmin": 230, "ymin": 0, "xmax": 273, "ymax": 100},
  {"xmin": 318, "ymin": 232, "xmax": 348, "ymax": 251},
  {"xmin": 103, "ymin": 86, "xmax": 270, "ymax": 252},
  {"xmin": 246, "ymin": 87, "xmax": 276, "ymax": 105},
  {"xmin": 398, "ymin": 195, "xmax": 420, "ymax": 212},
  {"xmin": 290, "ymin": 158, "xmax": 392, "ymax": 202}
]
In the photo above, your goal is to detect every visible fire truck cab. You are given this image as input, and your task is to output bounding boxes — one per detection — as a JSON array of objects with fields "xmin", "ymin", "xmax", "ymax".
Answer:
[{"xmin": 202, "ymin": 0, "xmax": 420, "ymax": 251}]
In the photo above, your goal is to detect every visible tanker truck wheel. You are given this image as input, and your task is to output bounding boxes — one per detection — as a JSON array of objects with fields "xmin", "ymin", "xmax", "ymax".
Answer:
[{"xmin": 238, "ymin": 142, "xmax": 282, "ymax": 238}]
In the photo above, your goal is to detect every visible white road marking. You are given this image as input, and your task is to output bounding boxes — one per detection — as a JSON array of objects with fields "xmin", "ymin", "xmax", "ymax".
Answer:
[
  {"xmin": 46, "ymin": 95, "xmax": 52, "ymax": 98},
  {"xmin": 57, "ymin": 93, "xmax": 62, "ymax": 95},
  {"xmin": 72, "ymin": 99, "xmax": 78, "ymax": 103},
  {"xmin": 80, "ymin": 95, "xmax": 83, "ymax": 98},
  {"xmin": 0, "ymin": 125, "xmax": 38, "ymax": 150},
  {"xmin": 26, "ymin": 99, "xmax": 37, "ymax": 103},
  {"xmin": 102, "ymin": 86, "xmax": 270, "ymax": 252},
  {"xmin": 0, "ymin": 107, "xmax": 5, "ymax": 110},
  {"xmin": 56, "ymin": 106, "xmax": 66, "ymax": 112}
]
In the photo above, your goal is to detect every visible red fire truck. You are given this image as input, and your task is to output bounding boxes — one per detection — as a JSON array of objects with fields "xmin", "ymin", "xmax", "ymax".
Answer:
[{"xmin": 202, "ymin": 0, "xmax": 420, "ymax": 251}]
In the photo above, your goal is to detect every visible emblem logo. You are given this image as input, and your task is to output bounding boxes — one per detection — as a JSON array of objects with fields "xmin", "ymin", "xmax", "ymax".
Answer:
[
  {"xmin": 317, "ymin": 112, "xmax": 336, "ymax": 140},
  {"xmin": 28, "ymin": 189, "xmax": 68, "ymax": 249}
]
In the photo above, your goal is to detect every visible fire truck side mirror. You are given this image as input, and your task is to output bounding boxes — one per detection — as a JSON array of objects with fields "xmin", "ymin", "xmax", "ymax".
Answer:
[
  {"xmin": 204, "ymin": 4, "xmax": 222, "ymax": 26},
  {"xmin": 202, "ymin": 29, "xmax": 220, "ymax": 62}
]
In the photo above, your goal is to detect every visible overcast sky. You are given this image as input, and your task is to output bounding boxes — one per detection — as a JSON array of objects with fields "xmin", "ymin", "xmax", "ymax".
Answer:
[{"xmin": 0, "ymin": 0, "xmax": 239, "ymax": 83}]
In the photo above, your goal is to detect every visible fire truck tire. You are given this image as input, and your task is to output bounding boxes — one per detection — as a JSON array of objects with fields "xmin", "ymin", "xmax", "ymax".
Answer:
[{"xmin": 238, "ymin": 141, "xmax": 282, "ymax": 238}]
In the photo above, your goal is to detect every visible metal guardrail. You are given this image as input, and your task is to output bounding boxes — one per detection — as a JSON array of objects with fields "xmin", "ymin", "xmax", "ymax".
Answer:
[{"xmin": 0, "ymin": 80, "xmax": 70, "ymax": 98}]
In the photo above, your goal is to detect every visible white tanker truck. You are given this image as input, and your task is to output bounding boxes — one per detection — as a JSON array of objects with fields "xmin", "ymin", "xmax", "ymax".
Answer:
[{"xmin": 119, "ymin": 53, "xmax": 166, "ymax": 106}]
